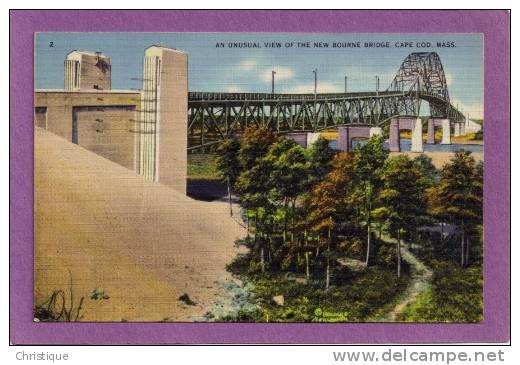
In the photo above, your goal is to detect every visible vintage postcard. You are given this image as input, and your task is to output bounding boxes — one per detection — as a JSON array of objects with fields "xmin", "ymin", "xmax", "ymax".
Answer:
[
  {"xmin": 33, "ymin": 32, "xmax": 485, "ymax": 323},
  {"xmin": 10, "ymin": 10, "xmax": 510, "ymax": 344}
]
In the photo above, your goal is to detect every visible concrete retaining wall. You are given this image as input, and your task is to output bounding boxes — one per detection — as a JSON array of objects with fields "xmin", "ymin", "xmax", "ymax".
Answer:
[{"xmin": 34, "ymin": 91, "xmax": 140, "ymax": 170}]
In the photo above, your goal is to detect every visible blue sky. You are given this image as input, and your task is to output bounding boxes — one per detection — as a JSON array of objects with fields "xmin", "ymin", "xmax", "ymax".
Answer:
[{"xmin": 35, "ymin": 33, "xmax": 483, "ymax": 118}]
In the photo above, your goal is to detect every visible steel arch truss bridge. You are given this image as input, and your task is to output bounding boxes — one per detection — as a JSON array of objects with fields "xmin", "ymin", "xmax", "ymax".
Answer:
[{"xmin": 187, "ymin": 52, "xmax": 465, "ymax": 150}]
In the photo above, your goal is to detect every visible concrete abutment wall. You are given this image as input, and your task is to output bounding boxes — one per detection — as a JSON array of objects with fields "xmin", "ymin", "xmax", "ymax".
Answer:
[
  {"xmin": 337, "ymin": 126, "xmax": 382, "ymax": 152},
  {"xmin": 137, "ymin": 46, "xmax": 188, "ymax": 193},
  {"xmin": 35, "ymin": 45, "xmax": 189, "ymax": 195}
]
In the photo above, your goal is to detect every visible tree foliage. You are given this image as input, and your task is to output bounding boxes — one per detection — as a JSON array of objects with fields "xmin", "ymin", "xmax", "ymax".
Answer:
[
  {"xmin": 428, "ymin": 151, "xmax": 482, "ymax": 266},
  {"xmin": 308, "ymin": 136, "xmax": 335, "ymax": 185},
  {"xmin": 306, "ymin": 152, "xmax": 358, "ymax": 289},
  {"xmin": 239, "ymin": 125, "xmax": 277, "ymax": 171},
  {"xmin": 214, "ymin": 126, "xmax": 483, "ymax": 321},
  {"xmin": 352, "ymin": 135, "xmax": 389, "ymax": 266},
  {"xmin": 378, "ymin": 155, "xmax": 428, "ymax": 277},
  {"xmin": 215, "ymin": 137, "xmax": 241, "ymax": 215}
]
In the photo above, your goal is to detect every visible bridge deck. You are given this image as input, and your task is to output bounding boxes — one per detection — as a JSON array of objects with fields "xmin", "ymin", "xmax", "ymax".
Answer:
[{"xmin": 188, "ymin": 91, "xmax": 403, "ymax": 102}]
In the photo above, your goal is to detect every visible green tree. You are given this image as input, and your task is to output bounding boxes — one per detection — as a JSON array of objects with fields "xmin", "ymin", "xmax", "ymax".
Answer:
[
  {"xmin": 265, "ymin": 138, "xmax": 309, "ymax": 243},
  {"xmin": 215, "ymin": 137, "xmax": 241, "ymax": 216},
  {"xmin": 410, "ymin": 154, "xmax": 439, "ymax": 246},
  {"xmin": 308, "ymin": 136, "xmax": 335, "ymax": 185},
  {"xmin": 378, "ymin": 155, "xmax": 428, "ymax": 278},
  {"xmin": 306, "ymin": 152, "xmax": 357, "ymax": 290},
  {"xmin": 236, "ymin": 157, "xmax": 275, "ymax": 272},
  {"xmin": 352, "ymin": 135, "xmax": 389, "ymax": 266},
  {"xmin": 471, "ymin": 161, "xmax": 483, "ymax": 264},
  {"xmin": 236, "ymin": 125, "xmax": 277, "ymax": 241},
  {"xmin": 413, "ymin": 154, "xmax": 438, "ymax": 189},
  {"xmin": 429, "ymin": 151, "xmax": 482, "ymax": 266},
  {"xmin": 239, "ymin": 125, "xmax": 277, "ymax": 171}
]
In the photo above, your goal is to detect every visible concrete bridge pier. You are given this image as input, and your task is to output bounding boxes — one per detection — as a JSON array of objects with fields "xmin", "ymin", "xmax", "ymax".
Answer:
[
  {"xmin": 454, "ymin": 122, "xmax": 461, "ymax": 137},
  {"xmin": 389, "ymin": 117, "xmax": 423, "ymax": 153},
  {"xmin": 306, "ymin": 132, "xmax": 321, "ymax": 147},
  {"xmin": 286, "ymin": 132, "xmax": 322, "ymax": 148},
  {"xmin": 456, "ymin": 122, "xmax": 466, "ymax": 136},
  {"xmin": 338, "ymin": 126, "xmax": 374, "ymax": 152},
  {"xmin": 427, "ymin": 119, "xmax": 436, "ymax": 144},
  {"xmin": 338, "ymin": 126, "xmax": 350, "ymax": 151},
  {"xmin": 369, "ymin": 127, "xmax": 383, "ymax": 138},
  {"xmin": 286, "ymin": 132, "xmax": 309, "ymax": 148},
  {"xmin": 440, "ymin": 119, "xmax": 451, "ymax": 144},
  {"xmin": 410, "ymin": 118, "xmax": 424, "ymax": 152},
  {"xmin": 427, "ymin": 118, "xmax": 451, "ymax": 145},
  {"xmin": 389, "ymin": 119, "xmax": 400, "ymax": 152}
]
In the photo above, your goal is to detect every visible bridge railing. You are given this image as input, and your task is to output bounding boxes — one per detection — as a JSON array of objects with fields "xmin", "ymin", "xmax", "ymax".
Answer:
[{"xmin": 187, "ymin": 91, "xmax": 407, "ymax": 102}]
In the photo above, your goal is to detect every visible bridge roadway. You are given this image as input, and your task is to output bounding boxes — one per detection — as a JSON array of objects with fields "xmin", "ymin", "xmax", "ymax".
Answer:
[{"xmin": 188, "ymin": 90, "xmax": 403, "ymax": 103}]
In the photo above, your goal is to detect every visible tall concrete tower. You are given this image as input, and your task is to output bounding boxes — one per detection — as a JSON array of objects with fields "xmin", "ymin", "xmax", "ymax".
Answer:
[
  {"xmin": 138, "ymin": 45, "xmax": 188, "ymax": 194},
  {"xmin": 64, "ymin": 51, "xmax": 112, "ymax": 91}
]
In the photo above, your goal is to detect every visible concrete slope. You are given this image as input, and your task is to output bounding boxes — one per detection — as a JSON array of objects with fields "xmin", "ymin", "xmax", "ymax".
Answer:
[{"xmin": 34, "ymin": 128, "xmax": 246, "ymax": 322}]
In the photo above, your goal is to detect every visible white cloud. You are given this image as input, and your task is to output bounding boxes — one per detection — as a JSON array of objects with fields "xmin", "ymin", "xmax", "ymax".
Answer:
[
  {"xmin": 236, "ymin": 59, "xmax": 257, "ymax": 72},
  {"xmin": 260, "ymin": 67, "xmax": 294, "ymax": 82},
  {"xmin": 282, "ymin": 82, "xmax": 341, "ymax": 94},
  {"xmin": 450, "ymin": 97, "xmax": 484, "ymax": 119},
  {"xmin": 224, "ymin": 85, "xmax": 246, "ymax": 93},
  {"xmin": 445, "ymin": 72, "xmax": 453, "ymax": 86}
]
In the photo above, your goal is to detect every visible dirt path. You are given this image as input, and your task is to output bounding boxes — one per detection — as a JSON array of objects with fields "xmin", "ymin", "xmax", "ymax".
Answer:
[{"xmin": 380, "ymin": 243, "xmax": 432, "ymax": 322}]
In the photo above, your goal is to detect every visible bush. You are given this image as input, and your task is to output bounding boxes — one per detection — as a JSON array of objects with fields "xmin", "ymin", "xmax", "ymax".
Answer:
[
  {"xmin": 399, "ymin": 261, "xmax": 482, "ymax": 322},
  {"xmin": 222, "ymin": 252, "xmax": 409, "ymax": 322},
  {"xmin": 34, "ymin": 289, "xmax": 84, "ymax": 322}
]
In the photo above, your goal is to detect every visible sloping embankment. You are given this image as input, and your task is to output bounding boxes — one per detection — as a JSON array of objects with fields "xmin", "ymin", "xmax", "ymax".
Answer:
[{"xmin": 34, "ymin": 128, "xmax": 245, "ymax": 321}]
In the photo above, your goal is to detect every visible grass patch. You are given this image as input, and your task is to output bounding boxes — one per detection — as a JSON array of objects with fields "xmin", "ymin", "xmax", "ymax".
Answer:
[
  {"xmin": 397, "ymin": 288, "xmax": 434, "ymax": 322},
  {"xmin": 398, "ymin": 261, "xmax": 482, "ymax": 322},
  {"xmin": 187, "ymin": 153, "xmax": 219, "ymax": 180},
  {"xmin": 398, "ymin": 130, "xmax": 482, "ymax": 144},
  {"xmin": 221, "ymin": 253, "xmax": 409, "ymax": 322},
  {"xmin": 319, "ymin": 130, "xmax": 339, "ymax": 140},
  {"xmin": 451, "ymin": 133, "xmax": 482, "ymax": 143}
]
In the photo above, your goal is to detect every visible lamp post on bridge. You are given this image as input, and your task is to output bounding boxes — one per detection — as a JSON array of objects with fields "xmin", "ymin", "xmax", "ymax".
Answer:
[
  {"xmin": 375, "ymin": 75, "xmax": 380, "ymax": 123},
  {"xmin": 271, "ymin": 70, "xmax": 276, "ymax": 94},
  {"xmin": 344, "ymin": 75, "xmax": 348, "ymax": 93},
  {"xmin": 458, "ymin": 106, "xmax": 464, "ymax": 136},
  {"xmin": 313, "ymin": 69, "xmax": 318, "ymax": 98},
  {"xmin": 313, "ymin": 69, "xmax": 318, "ymax": 126}
]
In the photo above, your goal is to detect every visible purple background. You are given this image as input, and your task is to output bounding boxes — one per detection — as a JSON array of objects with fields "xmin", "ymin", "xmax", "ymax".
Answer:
[{"xmin": 10, "ymin": 10, "xmax": 510, "ymax": 345}]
